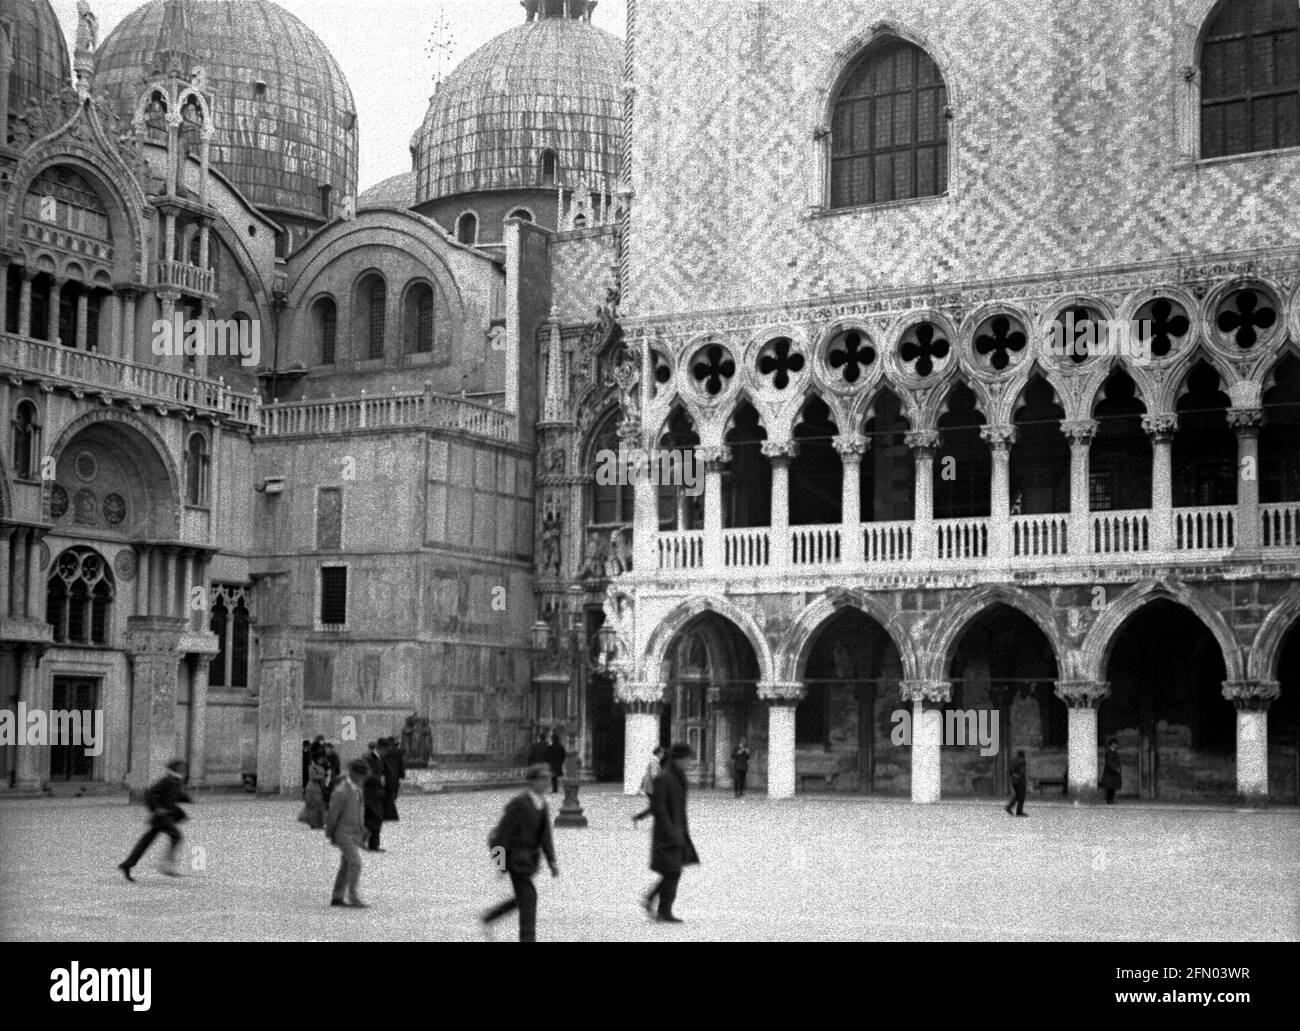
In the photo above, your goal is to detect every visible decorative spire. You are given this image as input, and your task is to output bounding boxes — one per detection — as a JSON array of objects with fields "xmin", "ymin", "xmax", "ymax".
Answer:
[
  {"xmin": 74, "ymin": 1, "xmax": 99, "ymax": 95},
  {"xmin": 521, "ymin": 0, "xmax": 597, "ymax": 23},
  {"xmin": 147, "ymin": 0, "xmax": 198, "ymax": 79}
]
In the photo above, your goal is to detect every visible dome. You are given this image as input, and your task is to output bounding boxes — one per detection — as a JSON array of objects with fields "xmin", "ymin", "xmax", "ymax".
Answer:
[
  {"xmin": 93, "ymin": 0, "xmax": 357, "ymax": 222},
  {"xmin": 358, "ymin": 171, "xmax": 416, "ymax": 211},
  {"xmin": 412, "ymin": 13, "xmax": 622, "ymax": 205},
  {"xmin": 1, "ymin": 0, "xmax": 71, "ymax": 110}
]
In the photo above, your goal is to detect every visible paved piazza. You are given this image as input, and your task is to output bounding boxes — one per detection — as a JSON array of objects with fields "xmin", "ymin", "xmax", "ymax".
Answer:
[{"xmin": 1, "ymin": 789, "xmax": 1295, "ymax": 942}]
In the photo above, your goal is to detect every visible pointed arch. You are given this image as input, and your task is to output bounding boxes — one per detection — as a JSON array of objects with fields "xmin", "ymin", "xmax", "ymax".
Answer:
[
  {"xmin": 642, "ymin": 597, "xmax": 775, "ymax": 687},
  {"xmin": 1249, "ymin": 589, "xmax": 1300, "ymax": 682},
  {"xmin": 779, "ymin": 590, "xmax": 918, "ymax": 683},
  {"xmin": 924, "ymin": 585, "xmax": 1068, "ymax": 682}
]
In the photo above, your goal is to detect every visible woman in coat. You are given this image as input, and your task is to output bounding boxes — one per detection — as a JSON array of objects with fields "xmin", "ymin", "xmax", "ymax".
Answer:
[
  {"xmin": 298, "ymin": 756, "xmax": 327, "ymax": 829},
  {"xmin": 643, "ymin": 743, "xmax": 699, "ymax": 923},
  {"xmin": 1100, "ymin": 738, "xmax": 1123, "ymax": 804}
]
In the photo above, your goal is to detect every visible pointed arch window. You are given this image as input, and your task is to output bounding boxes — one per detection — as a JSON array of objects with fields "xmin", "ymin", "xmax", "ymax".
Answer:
[
  {"xmin": 1201, "ymin": 0, "xmax": 1300, "ymax": 158},
  {"xmin": 186, "ymin": 432, "xmax": 210, "ymax": 507},
  {"xmin": 315, "ymin": 297, "xmax": 337, "ymax": 365},
  {"xmin": 12, "ymin": 400, "xmax": 40, "ymax": 480},
  {"xmin": 47, "ymin": 548, "xmax": 114, "ymax": 645},
  {"xmin": 830, "ymin": 37, "xmax": 949, "ymax": 208}
]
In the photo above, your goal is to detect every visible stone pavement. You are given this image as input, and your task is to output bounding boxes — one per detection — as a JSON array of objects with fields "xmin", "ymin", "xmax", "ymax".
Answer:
[{"xmin": 0, "ymin": 788, "xmax": 1296, "ymax": 941}]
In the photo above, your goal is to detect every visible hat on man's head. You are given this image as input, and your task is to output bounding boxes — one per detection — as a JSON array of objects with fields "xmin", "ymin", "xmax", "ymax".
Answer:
[
  {"xmin": 165, "ymin": 759, "xmax": 186, "ymax": 773},
  {"xmin": 526, "ymin": 763, "xmax": 550, "ymax": 782},
  {"xmin": 349, "ymin": 759, "xmax": 370, "ymax": 776},
  {"xmin": 669, "ymin": 743, "xmax": 693, "ymax": 761}
]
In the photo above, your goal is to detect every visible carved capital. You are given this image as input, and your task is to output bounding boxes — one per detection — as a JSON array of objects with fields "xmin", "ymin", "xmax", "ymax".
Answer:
[
  {"xmin": 904, "ymin": 429, "xmax": 940, "ymax": 454},
  {"xmin": 1141, "ymin": 412, "xmax": 1178, "ymax": 441},
  {"xmin": 1061, "ymin": 418, "xmax": 1098, "ymax": 445},
  {"xmin": 757, "ymin": 680, "xmax": 806, "ymax": 704},
  {"xmin": 832, "ymin": 432, "xmax": 870, "ymax": 460},
  {"xmin": 1225, "ymin": 407, "xmax": 1264, "ymax": 435},
  {"xmin": 616, "ymin": 680, "xmax": 667, "ymax": 708},
  {"xmin": 1221, "ymin": 680, "xmax": 1280, "ymax": 711},
  {"xmin": 980, "ymin": 424, "xmax": 1018, "ymax": 451},
  {"xmin": 1054, "ymin": 679, "xmax": 1110, "ymax": 709},
  {"xmin": 760, "ymin": 440, "xmax": 800, "ymax": 461},
  {"xmin": 899, "ymin": 679, "xmax": 952, "ymax": 705},
  {"xmin": 696, "ymin": 444, "xmax": 731, "ymax": 470}
]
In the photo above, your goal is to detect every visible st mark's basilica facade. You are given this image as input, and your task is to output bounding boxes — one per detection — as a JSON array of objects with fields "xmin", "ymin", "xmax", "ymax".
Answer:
[{"xmin": 1, "ymin": 0, "xmax": 1298, "ymax": 805}]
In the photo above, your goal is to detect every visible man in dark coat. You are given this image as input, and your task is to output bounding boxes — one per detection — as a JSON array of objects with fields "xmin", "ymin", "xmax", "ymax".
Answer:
[
  {"xmin": 1100, "ymin": 738, "xmax": 1123, "ymax": 804},
  {"xmin": 118, "ymin": 759, "xmax": 192, "ymax": 881},
  {"xmin": 731, "ymin": 738, "xmax": 751, "ymax": 798},
  {"xmin": 322, "ymin": 742, "xmax": 341, "ymax": 805},
  {"xmin": 380, "ymin": 738, "xmax": 404, "ymax": 821},
  {"xmin": 527, "ymin": 731, "xmax": 549, "ymax": 767},
  {"xmin": 1006, "ymin": 749, "xmax": 1028, "ymax": 816},
  {"xmin": 326, "ymin": 759, "xmax": 370, "ymax": 907},
  {"xmin": 482, "ymin": 764, "xmax": 559, "ymax": 942},
  {"xmin": 363, "ymin": 742, "xmax": 386, "ymax": 851},
  {"xmin": 643, "ymin": 743, "xmax": 699, "ymax": 923},
  {"xmin": 546, "ymin": 732, "xmax": 566, "ymax": 794}
]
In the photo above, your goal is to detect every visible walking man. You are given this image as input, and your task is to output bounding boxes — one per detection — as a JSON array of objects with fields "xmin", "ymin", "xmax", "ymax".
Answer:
[
  {"xmin": 363, "ymin": 742, "xmax": 386, "ymax": 851},
  {"xmin": 326, "ymin": 759, "xmax": 370, "ymax": 908},
  {"xmin": 1006, "ymin": 749, "xmax": 1028, "ymax": 817},
  {"xmin": 632, "ymin": 745, "xmax": 665, "ymax": 824},
  {"xmin": 546, "ymin": 732, "xmax": 566, "ymax": 794},
  {"xmin": 1100, "ymin": 738, "xmax": 1123, "ymax": 804},
  {"xmin": 731, "ymin": 738, "xmax": 751, "ymax": 798},
  {"xmin": 118, "ymin": 759, "xmax": 191, "ymax": 881},
  {"xmin": 483, "ymin": 764, "xmax": 558, "ymax": 942},
  {"xmin": 643, "ymin": 743, "xmax": 699, "ymax": 923}
]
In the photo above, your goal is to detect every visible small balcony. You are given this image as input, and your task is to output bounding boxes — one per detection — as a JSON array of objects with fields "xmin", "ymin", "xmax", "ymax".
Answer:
[
  {"xmin": 257, "ymin": 389, "xmax": 518, "ymax": 443},
  {"xmin": 154, "ymin": 259, "xmax": 216, "ymax": 298}
]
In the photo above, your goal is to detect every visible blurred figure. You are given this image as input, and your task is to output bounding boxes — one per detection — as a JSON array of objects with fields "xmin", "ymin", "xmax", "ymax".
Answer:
[
  {"xmin": 298, "ymin": 751, "xmax": 327, "ymax": 829},
  {"xmin": 731, "ymin": 738, "xmax": 751, "ymax": 798},
  {"xmin": 300, "ymin": 739, "xmax": 312, "ymax": 796},
  {"xmin": 547, "ymin": 732, "xmax": 566, "ymax": 794},
  {"xmin": 527, "ymin": 731, "xmax": 549, "ymax": 766},
  {"xmin": 381, "ymin": 737, "xmax": 405, "ymax": 821},
  {"xmin": 321, "ymin": 742, "xmax": 341, "ymax": 805},
  {"xmin": 363, "ymin": 742, "xmax": 386, "ymax": 851},
  {"xmin": 483, "ymin": 763, "xmax": 558, "ymax": 942},
  {"xmin": 326, "ymin": 759, "xmax": 370, "ymax": 908},
  {"xmin": 632, "ymin": 745, "xmax": 666, "ymax": 825},
  {"xmin": 1006, "ymin": 749, "xmax": 1028, "ymax": 817},
  {"xmin": 643, "ymin": 743, "xmax": 699, "ymax": 923},
  {"xmin": 1100, "ymin": 738, "xmax": 1123, "ymax": 805},
  {"xmin": 118, "ymin": 759, "xmax": 191, "ymax": 882}
]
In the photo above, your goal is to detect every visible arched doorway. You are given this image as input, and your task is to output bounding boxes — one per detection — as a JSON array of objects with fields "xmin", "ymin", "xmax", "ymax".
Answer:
[
  {"xmin": 799, "ymin": 607, "xmax": 905, "ymax": 793},
  {"xmin": 1102, "ymin": 600, "xmax": 1232, "ymax": 799},
  {"xmin": 661, "ymin": 612, "xmax": 761, "ymax": 788},
  {"xmin": 1269, "ymin": 620, "xmax": 1299, "ymax": 802},
  {"xmin": 947, "ymin": 603, "xmax": 1062, "ymax": 796}
]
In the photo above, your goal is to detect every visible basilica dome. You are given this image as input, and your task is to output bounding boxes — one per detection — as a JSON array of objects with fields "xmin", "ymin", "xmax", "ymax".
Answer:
[
  {"xmin": 2, "ymin": 0, "xmax": 71, "ymax": 112},
  {"xmin": 412, "ymin": 6, "xmax": 622, "ymax": 207},
  {"xmin": 93, "ymin": 0, "xmax": 357, "ymax": 224}
]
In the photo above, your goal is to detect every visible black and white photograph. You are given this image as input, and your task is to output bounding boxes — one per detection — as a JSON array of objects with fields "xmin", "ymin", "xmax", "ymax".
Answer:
[{"xmin": 0, "ymin": 0, "xmax": 1295, "ymax": 997}]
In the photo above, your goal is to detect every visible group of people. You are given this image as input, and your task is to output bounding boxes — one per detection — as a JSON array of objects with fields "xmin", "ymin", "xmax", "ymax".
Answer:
[
  {"xmin": 525, "ymin": 731, "xmax": 568, "ymax": 793},
  {"xmin": 297, "ymin": 736, "xmax": 405, "ymax": 852},
  {"xmin": 1006, "ymin": 738, "xmax": 1125, "ymax": 816}
]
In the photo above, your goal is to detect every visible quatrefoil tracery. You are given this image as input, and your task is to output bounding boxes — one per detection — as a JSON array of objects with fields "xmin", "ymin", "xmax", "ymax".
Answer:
[
  {"xmin": 1216, "ymin": 288, "xmax": 1277, "ymax": 350},
  {"xmin": 973, "ymin": 314, "xmax": 1027, "ymax": 373},
  {"xmin": 1134, "ymin": 297, "xmax": 1191, "ymax": 360},
  {"xmin": 826, "ymin": 329, "xmax": 877, "ymax": 385},
  {"xmin": 899, "ymin": 321, "xmax": 951, "ymax": 378},
  {"xmin": 756, "ymin": 337, "xmax": 805, "ymax": 390},
  {"xmin": 690, "ymin": 344, "xmax": 736, "ymax": 397}
]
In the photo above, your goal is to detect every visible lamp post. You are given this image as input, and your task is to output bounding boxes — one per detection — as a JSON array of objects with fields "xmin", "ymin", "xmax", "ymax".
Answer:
[{"xmin": 552, "ymin": 588, "xmax": 588, "ymax": 828}]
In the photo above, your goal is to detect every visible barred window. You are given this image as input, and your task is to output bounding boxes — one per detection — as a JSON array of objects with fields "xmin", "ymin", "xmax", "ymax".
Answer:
[
  {"xmin": 1202, "ymin": 0, "xmax": 1300, "ymax": 158},
  {"xmin": 415, "ymin": 286, "xmax": 435, "ymax": 354},
  {"xmin": 367, "ymin": 281, "xmax": 386, "ymax": 359},
  {"xmin": 320, "ymin": 566, "xmax": 348, "ymax": 627},
  {"xmin": 830, "ymin": 38, "xmax": 948, "ymax": 208},
  {"xmin": 317, "ymin": 298, "xmax": 337, "ymax": 365}
]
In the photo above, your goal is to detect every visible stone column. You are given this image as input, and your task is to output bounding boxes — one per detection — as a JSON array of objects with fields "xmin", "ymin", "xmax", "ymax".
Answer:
[
  {"xmin": 709, "ymin": 686, "xmax": 731, "ymax": 792},
  {"xmin": 631, "ymin": 428, "xmax": 658, "ymax": 572},
  {"xmin": 619, "ymin": 687, "xmax": 664, "ymax": 795},
  {"xmin": 982, "ymin": 425, "xmax": 1017, "ymax": 562},
  {"xmin": 75, "ymin": 290, "xmax": 89, "ymax": 350},
  {"xmin": 120, "ymin": 289, "xmax": 138, "ymax": 363},
  {"xmin": 186, "ymin": 632, "xmax": 218, "ymax": 786},
  {"xmin": 0, "ymin": 527, "xmax": 10, "ymax": 619},
  {"xmin": 18, "ymin": 270, "xmax": 32, "ymax": 337},
  {"xmin": 901, "ymin": 679, "xmax": 951, "ymax": 803},
  {"xmin": 10, "ymin": 528, "xmax": 27, "ymax": 618},
  {"xmin": 125, "ymin": 617, "xmax": 185, "ymax": 795},
  {"xmin": 1227, "ymin": 408, "xmax": 1263, "ymax": 552},
  {"xmin": 1222, "ymin": 680, "xmax": 1279, "ymax": 799},
  {"xmin": 256, "ymin": 627, "xmax": 307, "ymax": 795},
  {"xmin": 162, "ymin": 548, "xmax": 178, "ymax": 617},
  {"xmin": 834, "ymin": 432, "xmax": 868, "ymax": 563},
  {"xmin": 1055, "ymin": 679, "xmax": 1110, "ymax": 797},
  {"xmin": 134, "ymin": 546, "xmax": 150, "ymax": 617},
  {"xmin": 0, "ymin": 258, "xmax": 8, "ymax": 332},
  {"xmin": 24, "ymin": 527, "xmax": 43, "ymax": 619},
  {"xmin": 1143, "ymin": 413, "xmax": 1177, "ymax": 553},
  {"xmin": 13, "ymin": 648, "xmax": 44, "ymax": 789},
  {"xmin": 47, "ymin": 277, "xmax": 63, "ymax": 343},
  {"xmin": 906, "ymin": 431, "xmax": 939, "ymax": 561},
  {"xmin": 762, "ymin": 441, "xmax": 797, "ymax": 568},
  {"xmin": 102, "ymin": 293, "xmax": 120, "ymax": 359},
  {"xmin": 759, "ymin": 681, "xmax": 804, "ymax": 799},
  {"xmin": 699, "ymin": 445, "xmax": 729, "ymax": 570},
  {"xmin": 1062, "ymin": 419, "xmax": 1097, "ymax": 557}
]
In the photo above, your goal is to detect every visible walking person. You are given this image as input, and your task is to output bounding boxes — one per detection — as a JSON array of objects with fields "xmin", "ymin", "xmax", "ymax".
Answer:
[
  {"xmin": 482, "ymin": 764, "xmax": 559, "ymax": 942},
  {"xmin": 380, "ymin": 738, "xmax": 403, "ymax": 822},
  {"xmin": 118, "ymin": 759, "xmax": 191, "ymax": 882},
  {"xmin": 642, "ymin": 743, "xmax": 699, "ymax": 923},
  {"xmin": 322, "ymin": 742, "xmax": 341, "ymax": 805},
  {"xmin": 326, "ymin": 759, "xmax": 370, "ymax": 908},
  {"xmin": 1100, "ymin": 738, "xmax": 1123, "ymax": 804},
  {"xmin": 632, "ymin": 746, "xmax": 665, "ymax": 825},
  {"xmin": 731, "ymin": 738, "xmax": 751, "ymax": 798},
  {"xmin": 1005, "ymin": 749, "xmax": 1028, "ymax": 817},
  {"xmin": 298, "ymin": 752, "xmax": 327, "ymax": 829},
  {"xmin": 547, "ymin": 732, "xmax": 566, "ymax": 794},
  {"xmin": 363, "ymin": 742, "xmax": 386, "ymax": 851}
]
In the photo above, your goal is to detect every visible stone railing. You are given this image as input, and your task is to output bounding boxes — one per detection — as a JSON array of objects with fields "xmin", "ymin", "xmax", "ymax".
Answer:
[
  {"xmin": 258, "ymin": 390, "xmax": 517, "ymax": 442},
  {"xmin": 657, "ymin": 530, "xmax": 705, "ymax": 570},
  {"xmin": 155, "ymin": 259, "xmax": 216, "ymax": 296},
  {"xmin": 791, "ymin": 524, "xmax": 841, "ymax": 565},
  {"xmin": 1012, "ymin": 513, "xmax": 1070, "ymax": 558},
  {"xmin": 1261, "ymin": 503, "xmax": 1300, "ymax": 549},
  {"xmin": 935, "ymin": 516, "xmax": 989, "ymax": 560},
  {"xmin": 1092, "ymin": 510, "xmax": 1151, "ymax": 554},
  {"xmin": 1174, "ymin": 505, "xmax": 1235, "ymax": 552},
  {"xmin": 723, "ymin": 527, "xmax": 770, "ymax": 568},
  {"xmin": 1, "ymin": 332, "xmax": 258, "ymax": 425},
  {"xmin": 864, "ymin": 520, "xmax": 914, "ymax": 562}
]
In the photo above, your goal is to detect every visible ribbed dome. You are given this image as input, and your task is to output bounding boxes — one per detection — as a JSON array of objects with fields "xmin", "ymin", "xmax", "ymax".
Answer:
[
  {"xmin": 412, "ymin": 15, "xmax": 622, "ymax": 205},
  {"xmin": 93, "ymin": 0, "xmax": 358, "ymax": 221},
  {"xmin": 2, "ymin": 0, "xmax": 71, "ymax": 109}
]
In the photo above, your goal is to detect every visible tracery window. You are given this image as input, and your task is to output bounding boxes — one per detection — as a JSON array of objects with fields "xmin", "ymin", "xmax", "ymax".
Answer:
[{"xmin": 46, "ymin": 548, "xmax": 114, "ymax": 645}]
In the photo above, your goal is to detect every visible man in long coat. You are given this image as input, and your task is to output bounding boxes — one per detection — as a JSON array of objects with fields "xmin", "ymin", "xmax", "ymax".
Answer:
[
  {"xmin": 363, "ymin": 742, "xmax": 386, "ymax": 850},
  {"xmin": 381, "ymin": 737, "xmax": 405, "ymax": 821},
  {"xmin": 325, "ymin": 759, "xmax": 370, "ymax": 907},
  {"xmin": 1100, "ymin": 738, "xmax": 1123, "ymax": 804},
  {"xmin": 643, "ymin": 743, "xmax": 699, "ymax": 923}
]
